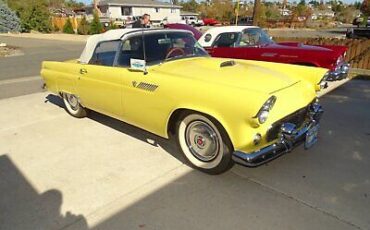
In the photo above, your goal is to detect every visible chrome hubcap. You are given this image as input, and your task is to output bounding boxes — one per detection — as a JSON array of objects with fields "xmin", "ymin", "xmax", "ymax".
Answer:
[
  {"xmin": 185, "ymin": 121, "xmax": 220, "ymax": 162},
  {"xmin": 66, "ymin": 94, "xmax": 79, "ymax": 111}
]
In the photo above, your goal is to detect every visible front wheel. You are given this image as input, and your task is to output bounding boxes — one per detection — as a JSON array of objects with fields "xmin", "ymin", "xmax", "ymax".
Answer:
[
  {"xmin": 176, "ymin": 113, "xmax": 234, "ymax": 174},
  {"xmin": 62, "ymin": 93, "xmax": 87, "ymax": 118}
]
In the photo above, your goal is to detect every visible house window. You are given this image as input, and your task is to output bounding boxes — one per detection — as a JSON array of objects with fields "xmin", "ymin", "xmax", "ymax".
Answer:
[
  {"xmin": 121, "ymin": 7, "xmax": 132, "ymax": 16},
  {"xmin": 171, "ymin": 8, "xmax": 176, "ymax": 13},
  {"xmin": 155, "ymin": 8, "xmax": 160, "ymax": 13}
]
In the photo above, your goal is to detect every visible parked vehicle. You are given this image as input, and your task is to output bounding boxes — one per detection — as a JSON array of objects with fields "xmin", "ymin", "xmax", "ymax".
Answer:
[
  {"xmin": 160, "ymin": 17, "xmax": 186, "ymax": 26},
  {"xmin": 203, "ymin": 18, "xmax": 220, "ymax": 26},
  {"xmin": 182, "ymin": 15, "xmax": 204, "ymax": 26},
  {"xmin": 346, "ymin": 27, "xmax": 370, "ymax": 39},
  {"xmin": 352, "ymin": 16, "xmax": 370, "ymax": 27},
  {"xmin": 230, "ymin": 16, "xmax": 253, "ymax": 26},
  {"xmin": 41, "ymin": 29, "xmax": 327, "ymax": 174},
  {"xmin": 196, "ymin": 26, "xmax": 349, "ymax": 81}
]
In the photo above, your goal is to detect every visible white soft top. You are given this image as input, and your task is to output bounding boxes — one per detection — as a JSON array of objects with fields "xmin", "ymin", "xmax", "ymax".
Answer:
[
  {"xmin": 79, "ymin": 28, "xmax": 193, "ymax": 64},
  {"xmin": 199, "ymin": 26, "xmax": 259, "ymax": 47},
  {"xmin": 79, "ymin": 29, "xmax": 141, "ymax": 64}
]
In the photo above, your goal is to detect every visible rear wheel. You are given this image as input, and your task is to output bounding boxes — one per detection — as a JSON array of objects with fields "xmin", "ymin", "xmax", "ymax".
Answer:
[
  {"xmin": 176, "ymin": 113, "xmax": 234, "ymax": 174},
  {"xmin": 62, "ymin": 93, "xmax": 87, "ymax": 118}
]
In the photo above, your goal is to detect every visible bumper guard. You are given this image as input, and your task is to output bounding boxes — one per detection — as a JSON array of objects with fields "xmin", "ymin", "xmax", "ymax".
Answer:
[
  {"xmin": 327, "ymin": 62, "xmax": 350, "ymax": 81},
  {"xmin": 232, "ymin": 102, "xmax": 324, "ymax": 167}
]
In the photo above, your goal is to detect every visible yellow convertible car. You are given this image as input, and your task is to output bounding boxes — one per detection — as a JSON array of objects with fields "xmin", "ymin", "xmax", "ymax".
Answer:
[{"xmin": 41, "ymin": 29, "xmax": 327, "ymax": 174}]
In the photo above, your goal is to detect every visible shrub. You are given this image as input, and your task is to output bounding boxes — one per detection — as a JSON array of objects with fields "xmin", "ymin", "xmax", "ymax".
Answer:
[
  {"xmin": 0, "ymin": 0, "xmax": 21, "ymax": 33},
  {"xmin": 77, "ymin": 16, "xmax": 89, "ymax": 35},
  {"xmin": 89, "ymin": 11, "xmax": 103, "ymax": 34},
  {"xmin": 20, "ymin": 3, "xmax": 51, "ymax": 32},
  {"xmin": 63, "ymin": 18, "xmax": 74, "ymax": 34},
  {"xmin": 108, "ymin": 21, "xmax": 118, "ymax": 30}
]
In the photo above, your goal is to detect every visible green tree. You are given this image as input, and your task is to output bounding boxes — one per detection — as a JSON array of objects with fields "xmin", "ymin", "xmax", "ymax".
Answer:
[
  {"xmin": 21, "ymin": 3, "xmax": 51, "ymax": 32},
  {"xmin": 360, "ymin": 0, "xmax": 370, "ymax": 15},
  {"xmin": 77, "ymin": 16, "xmax": 89, "ymax": 35},
  {"xmin": 336, "ymin": 6, "xmax": 357, "ymax": 23},
  {"xmin": 353, "ymin": 1, "xmax": 362, "ymax": 9},
  {"xmin": 89, "ymin": 11, "xmax": 103, "ymax": 34},
  {"xmin": 108, "ymin": 21, "xmax": 118, "ymax": 30},
  {"xmin": 0, "ymin": 0, "xmax": 21, "ymax": 32},
  {"xmin": 181, "ymin": 0, "xmax": 199, "ymax": 12},
  {"xmin": 7, "ymin": 0, "xmax": 51, "ymax": 32},
  {"xmin": 63, "ymin": 18, "xmax": 74, "ymax": 34},
  {"xmin": 265, "ymin": 4, "xmax": 281, "ymax": 20},
  {"xmin": 65, "ymin": 0, "xmax": 85, "ymax": 8}
]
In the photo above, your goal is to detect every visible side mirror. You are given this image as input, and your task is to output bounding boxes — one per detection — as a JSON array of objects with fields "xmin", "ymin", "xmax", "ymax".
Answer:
[{"xmin": 129, "ymin": 58, "xmax": 148, "ymax": 75}]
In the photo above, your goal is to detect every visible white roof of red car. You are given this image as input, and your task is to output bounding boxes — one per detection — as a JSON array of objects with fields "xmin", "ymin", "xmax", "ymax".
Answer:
[{"xmin": 198, "ymin": 26, "xmax": 259, "ymax": 47}]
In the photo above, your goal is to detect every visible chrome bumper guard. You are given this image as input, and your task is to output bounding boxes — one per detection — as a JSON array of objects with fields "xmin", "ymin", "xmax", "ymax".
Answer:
[
  {"xmin": 232, "ymin": 102, "xmax": 323, "ymax": 167},
  {"xmin": 327, "ymin": 62, "xmax": 350, "ymax": 81}
]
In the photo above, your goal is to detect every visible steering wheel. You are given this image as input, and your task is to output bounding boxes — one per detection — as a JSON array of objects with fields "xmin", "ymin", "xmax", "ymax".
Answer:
[{"xmin": 165, "ymin": 47, "xmax": 185, "ymax": 59}]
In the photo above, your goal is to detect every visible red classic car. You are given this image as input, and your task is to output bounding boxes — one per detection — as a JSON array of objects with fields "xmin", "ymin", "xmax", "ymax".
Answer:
[
  {"xmin": 203, "ymin": 18, "xmax": 221, "ymax": 26},
  {"xmin": 168, "ymin": 24, "xmax": 349, "ymax": 81}
]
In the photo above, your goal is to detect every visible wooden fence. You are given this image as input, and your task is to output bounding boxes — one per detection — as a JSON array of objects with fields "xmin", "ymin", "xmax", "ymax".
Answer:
[
  {"xmin": 274, "ymin": 37, "xmax": 370, "ymax": 70},
  {"xmin": 51, "ymin": 17, "xmax": 81, "ymax": 31}
]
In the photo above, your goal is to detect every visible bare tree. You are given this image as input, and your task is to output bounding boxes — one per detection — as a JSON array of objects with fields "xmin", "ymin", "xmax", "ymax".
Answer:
[{"xmin": 252, "ymin": 0, "xmax": 261, "ymax": 25}]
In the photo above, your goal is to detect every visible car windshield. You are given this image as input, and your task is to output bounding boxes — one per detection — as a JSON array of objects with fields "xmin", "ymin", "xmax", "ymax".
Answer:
[
  {"xmin": 239, "ymin": 28, "xmax": 274, "ymax": 46},
  {"xmin": 145, "ymin": 31, "xmax": 209, "ymax": 65}
]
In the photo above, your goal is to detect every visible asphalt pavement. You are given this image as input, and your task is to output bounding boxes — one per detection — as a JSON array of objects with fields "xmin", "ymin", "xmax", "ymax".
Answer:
[{"xmin": 0, "ymin": 36, "xmax": 84, "ymax": 99}]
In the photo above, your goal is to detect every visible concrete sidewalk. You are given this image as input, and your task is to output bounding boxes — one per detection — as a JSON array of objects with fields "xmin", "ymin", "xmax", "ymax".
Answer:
[
  {"xmin": 0, "ymin": 86, "xmax": 368, "ymax": 230},
  {"xmin": 0, "ymin": 33, "xmax": 89, "ymax": 43}
]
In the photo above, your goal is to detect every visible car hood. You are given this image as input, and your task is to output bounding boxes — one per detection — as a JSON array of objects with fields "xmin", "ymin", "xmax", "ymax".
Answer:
[{"xmin": 150, "ymin": 57, "xmax": 300, "ymax": 95}]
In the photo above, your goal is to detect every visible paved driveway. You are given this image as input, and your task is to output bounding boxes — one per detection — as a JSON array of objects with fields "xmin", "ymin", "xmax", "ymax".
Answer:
[
  {"xmin": 0, "ymin": 37, "xmax": 84, "ymax": 99},
  {"xmin": 0, "ymin": 80, "xmax": 369, "ymax": 230}
]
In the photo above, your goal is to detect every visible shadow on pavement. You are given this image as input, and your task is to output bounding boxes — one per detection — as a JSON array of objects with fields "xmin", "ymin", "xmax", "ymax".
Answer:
[
  {"xmin": 36, "ymin": 81, "xmax": 369, "ymax": 230},
  {"xmin": 0, "ymin": 155, "xmax": 88, "ymax": 230},
  {"xmin": 45, "ymin": 94, "xmax": 186, "ymax": 164}
]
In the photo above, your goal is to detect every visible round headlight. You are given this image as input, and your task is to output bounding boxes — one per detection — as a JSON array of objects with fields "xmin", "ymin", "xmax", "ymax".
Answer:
[{"xmin": 258, "ymin": 110, "xmax": 269, "ymax": 124}]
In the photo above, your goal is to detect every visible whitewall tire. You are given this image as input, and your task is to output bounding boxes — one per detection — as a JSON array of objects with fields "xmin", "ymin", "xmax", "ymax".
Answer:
[
  {"xmin": 62, "ymin": 93, "xmax": 87, "ymax": 118},
  {"xmin": 176, "ymin": 113, "xmax": 233, "ymax": 174}
]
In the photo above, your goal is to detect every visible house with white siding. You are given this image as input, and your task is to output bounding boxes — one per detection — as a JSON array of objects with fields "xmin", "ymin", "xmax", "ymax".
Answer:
[{"xmin": 95, "ymin": 0, "xmax": 182, "ymax": 23}]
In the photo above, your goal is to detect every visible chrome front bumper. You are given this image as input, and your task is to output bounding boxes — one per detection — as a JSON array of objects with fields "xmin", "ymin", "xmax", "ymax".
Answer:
[
  {"xmin": 327, "ymin": 62, "xmax": 350, "ymax": 81},
  {"xmin": 232, "ymin": 102, "xmax": 324, "ymax": 167}
]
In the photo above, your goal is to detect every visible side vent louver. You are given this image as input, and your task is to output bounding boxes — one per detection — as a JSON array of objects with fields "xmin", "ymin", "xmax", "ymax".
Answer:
[{"xmin": 137, "ymin": 82, "xmax": 159, "ymax": 92}]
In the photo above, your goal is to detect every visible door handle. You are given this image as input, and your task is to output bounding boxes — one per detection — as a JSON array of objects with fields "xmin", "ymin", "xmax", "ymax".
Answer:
[{"xmin": 80, "ymin": 68, "xmax": 87, "ymax": 74}]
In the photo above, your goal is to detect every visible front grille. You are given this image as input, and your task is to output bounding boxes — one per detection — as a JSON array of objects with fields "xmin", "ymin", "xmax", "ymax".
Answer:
[{"xmin": 266, "ymin": 106, "xmax": 309, "ymax": 142}]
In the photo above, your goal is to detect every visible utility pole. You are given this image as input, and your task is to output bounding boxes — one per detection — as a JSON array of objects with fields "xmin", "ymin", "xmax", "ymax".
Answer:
[{"xmin": 235, "ymin": 1, "xmax": 240, "ymax": 25}]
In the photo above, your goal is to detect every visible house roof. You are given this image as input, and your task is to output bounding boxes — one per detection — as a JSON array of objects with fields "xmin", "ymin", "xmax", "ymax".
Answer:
[{"xmin": 98, "ymin": 0, "xmax": 182, "ymax": 8}]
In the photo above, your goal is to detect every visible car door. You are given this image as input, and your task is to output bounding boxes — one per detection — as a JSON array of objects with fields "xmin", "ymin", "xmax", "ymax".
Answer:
[
  {"xmin": 210, "ymin": 32, "xmax": 241, "ymax": 58},
  {"xmin": 76, "ymin": 40, "xmax": 124, "ymax": 118},
  {"xmin": 115, "ymin": 33, "xmax": 167, "ymax": 133}
]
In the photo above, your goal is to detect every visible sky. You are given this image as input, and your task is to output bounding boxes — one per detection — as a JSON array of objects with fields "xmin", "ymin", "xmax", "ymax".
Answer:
[{"xmin": 77, "ymin": 0, "xmax": 360, "ymax": 5}]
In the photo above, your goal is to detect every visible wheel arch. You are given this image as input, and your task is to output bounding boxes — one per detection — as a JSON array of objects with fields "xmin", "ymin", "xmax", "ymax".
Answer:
[{"xmin": 166, "ymin": 108, "xmax": 235, "ymax": 151}]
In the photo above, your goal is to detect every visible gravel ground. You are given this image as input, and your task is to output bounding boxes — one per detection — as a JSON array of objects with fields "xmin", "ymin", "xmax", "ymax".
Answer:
[{"xmin": 0, "ymin": 46, "xmax": 22, "ymax": 57}]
